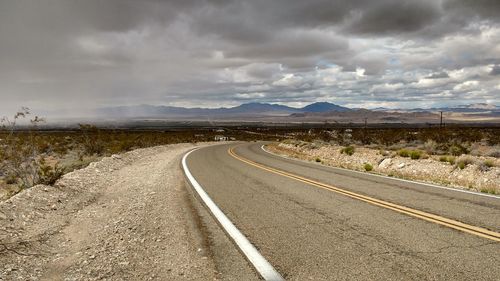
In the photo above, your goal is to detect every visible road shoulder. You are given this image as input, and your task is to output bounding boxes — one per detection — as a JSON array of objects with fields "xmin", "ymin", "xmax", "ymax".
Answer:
[{"xmin": 0, "ymin": 144, "xmax": 223, "ymax": 280}]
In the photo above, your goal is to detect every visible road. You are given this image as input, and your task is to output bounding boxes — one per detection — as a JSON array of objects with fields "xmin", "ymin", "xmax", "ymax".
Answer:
[{"xmin": 185, "ymin": 142, "xmax": 500, "ymax": 280}]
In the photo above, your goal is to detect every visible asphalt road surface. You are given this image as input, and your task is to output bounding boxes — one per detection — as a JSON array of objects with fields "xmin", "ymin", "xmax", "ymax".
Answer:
[{"xmin": 185, "ymin": 142, "xmax": 500, "ymax": 280}]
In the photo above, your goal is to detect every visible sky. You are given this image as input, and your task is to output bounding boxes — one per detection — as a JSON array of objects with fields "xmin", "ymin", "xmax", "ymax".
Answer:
[{"xmin": 0, "ymin": 0, "xmax": 499, "ymax": 115}]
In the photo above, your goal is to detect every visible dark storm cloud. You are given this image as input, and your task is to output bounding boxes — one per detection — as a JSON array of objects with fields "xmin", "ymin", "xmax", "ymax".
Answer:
[
  {"xmin": 426, "ymin": 72, "xmax": 450, "ymax": 79},
  {"xmin": 344, "ymin": 1, "xmax": 441, "ymax": 35},
  {"xmin": 444, "ymin": 0, "xmax": 500, "ymax": 22},
  {"xmin": 0, "ymin": 0, "xmax": 499, "ymax": 115},
  {"xmin": 491, "ymin": 65, "xmax": 500, "ymax": 76}
]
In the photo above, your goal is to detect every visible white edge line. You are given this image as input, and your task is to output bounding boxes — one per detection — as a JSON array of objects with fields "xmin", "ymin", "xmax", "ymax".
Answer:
[
  {"xmin": 182, "ymin": 148, "xmax": 285, "ymax": 281},
  {"xmin": 261, "ymin": 144, "xmax": 500, "ymax": 199}
]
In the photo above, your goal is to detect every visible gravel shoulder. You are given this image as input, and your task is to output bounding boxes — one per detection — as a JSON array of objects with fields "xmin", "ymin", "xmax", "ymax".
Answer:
[{"xmin": 0, "ymin": 143, "xmax": 255, "ymax": 280}]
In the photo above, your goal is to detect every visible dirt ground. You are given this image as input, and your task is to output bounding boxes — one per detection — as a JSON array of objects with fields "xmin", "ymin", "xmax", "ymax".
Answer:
[{"xmin": 0, "ymin": 143, "xmax": 221, "ymax": 280}]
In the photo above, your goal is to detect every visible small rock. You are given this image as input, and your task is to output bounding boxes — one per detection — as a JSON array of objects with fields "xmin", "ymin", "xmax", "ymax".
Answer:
[
  {"xmin": 379, "ymin": 158, "xmax": 392, "ymax": 169},
  {"xmin": 397, "ymin": 163, "xmax": 406, "ymax": 169},
  {"xmin": 112, "ymin": 154, "xmax": 122, "ymax": 160},
  {"xmin": 50, "ymin": 204, "xmax": 57, "ymax": 210},
  {"xmin": 89, "ymin": 255, "xmax": 96, "ymax": 259}
]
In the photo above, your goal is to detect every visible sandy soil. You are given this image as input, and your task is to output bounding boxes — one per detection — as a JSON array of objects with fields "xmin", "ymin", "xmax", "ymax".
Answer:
[{"xmin": 0, "ymin": 143, "xmax": 220, "ymax": 280}]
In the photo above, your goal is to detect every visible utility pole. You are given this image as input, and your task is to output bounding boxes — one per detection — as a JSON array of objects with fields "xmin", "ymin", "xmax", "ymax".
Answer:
[
  {"xmin": 364, "ymin": 117, "xmax": 368, "ymax": 129},
  {"xmin": 440, "ymin": 111, "xmax": 443, "ymax": 128}
]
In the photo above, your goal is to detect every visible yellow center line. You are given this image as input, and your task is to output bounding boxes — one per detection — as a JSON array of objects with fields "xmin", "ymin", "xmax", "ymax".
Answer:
[{"xmin": 228, "ymin": 147, "xmax": 500, "ymax": 242}]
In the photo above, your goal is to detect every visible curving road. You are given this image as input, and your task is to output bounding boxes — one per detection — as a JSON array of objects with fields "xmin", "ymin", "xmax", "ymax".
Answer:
[{"xmin": 184, "ymin": 142, "xmax": 500, "ymax": 280}]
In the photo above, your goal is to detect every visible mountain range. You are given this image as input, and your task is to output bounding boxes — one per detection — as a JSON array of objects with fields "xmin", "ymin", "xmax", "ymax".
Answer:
[
  {"xmin": 94, "ymin": 102, "xmax": 499, "ymax": 123},
  {"xmin": 372, "ymin": 103, "xmax": 499, "ymax": 112},
  {"xmin": 96, "ymin": 102, "xmax": 351, "ymax": 118}
]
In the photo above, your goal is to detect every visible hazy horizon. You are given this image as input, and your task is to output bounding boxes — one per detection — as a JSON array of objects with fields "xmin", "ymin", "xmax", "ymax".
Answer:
[{"xmin": 1, "ymin": 0, "xmax": 500, "ymax": 117}]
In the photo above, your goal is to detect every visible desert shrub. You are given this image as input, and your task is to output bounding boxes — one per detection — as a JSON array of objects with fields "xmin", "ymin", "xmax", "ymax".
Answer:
[
  {"xmin": 307, "ymin": 141, "xmax": 321, "ymax": 149},
  {"xmin": 480, "ymin": 187, "xmax": 497, "ymax": 194},
  {"xmin": 447, "ymin": 156, "xmax": 456, "ymax": 165},
  {"xmin": 84, "ymin": 140, "xmax": 104, "ymax": 155},
  {"xmin": 410, "ymin": 150, "xmax": 422, "ymax": 159},
  {"xmin": 340, "ymin": 146, "xmax": 355, "ymax": 156},
  {"xmin": 477, "ymin": 160, "xmax": 495, "ymax": 172},
  {"xmin": 456, "ymin": 157, "xmax": 474, "ymax": 170},
  {"xmin": 379, "ymin": 149, "xmax": 389, "ymax": 156},
  {"xmin": 315, "ymin": 157, "xmax": 321, "ymax": 162},
  {"xmin": 483, "ymin": 160, "xmax": 495, "ymax": 167},
  {"xmin": 36, "ymin": 140, "xmax": 51, "ymax": 154},
  {"xmin": 52, "ymin": 141, "xmax": 70, "ymax": 156},
  {"xmin": 0, "ymin": 108, "xmax": 46, "ymax": 189},
  {"xmin": 488, "ymin": 150, "xmax": 500, "ymax": 158},
  {"xmin": 477, "ymin": 163, "xmax": 488, "ymax": 172},
  {"xmin": 108, "ymin": 139, "xmax": 136, "ymax": 154},
  {"xmin": 449, "ymin": 144, "xmax": 468, "ymax": 156},
  {"xmin": 439, "ymin": 155, "xmax": 455, "ymax": 165},
  {"xmin": 37, "ymin": 158, "xmax": 64, "ymax": 185},
  {"xmin": 423, "ymin": 139, "xmax": 437, "ymax": 154},
  {"xmin": 4, "ymin": 174, "xmax": 17, "ymax": 184},
  {"xmin": 364, "ymin": 163, "xmax": 373, "ymax": 171},
  {"xmin": 398, "ymin": 149, "xmax": 410, "ymax": 157},
  {"xmin": 457, "ymin": 162, "xmax": 465, "ymax": 169},
  {"xmin": 79, "ymin": 124, "xmax": 105, "ymax": 156}
]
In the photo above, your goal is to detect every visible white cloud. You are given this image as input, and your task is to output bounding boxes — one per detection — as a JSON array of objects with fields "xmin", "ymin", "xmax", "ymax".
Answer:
[
  {"xmin": 272, "ymin": 73, "xmax": 304, "ymax": 87},
  {"xmin": 453, "ymin": 80, "xmax": 480, "ymax": 91}
]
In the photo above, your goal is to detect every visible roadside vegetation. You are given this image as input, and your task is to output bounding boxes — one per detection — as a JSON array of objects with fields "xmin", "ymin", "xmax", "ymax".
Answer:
[
  {"xmin": 340, "ymin": 146, "xmax": 355, "ymax": 156},
  {"xmin": 0, "ymin": 108, "xmax": 279, "ymax": 199},
  {"xmin": 268, "ymin": 126, "xmax": 500, "ymax": 194},
  {"xmin": 364, "ymin": 163, "xmax": 373, "ymax": 171}
]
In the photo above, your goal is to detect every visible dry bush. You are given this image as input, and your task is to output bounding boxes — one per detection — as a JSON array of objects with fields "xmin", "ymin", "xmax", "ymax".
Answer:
[
  {"xmin": 449, "ymin": 144, "xmax": 469, "ymax": 156},
  {"xmin": 37, "ymin": 158, "xmax": 65, "ymax": 185},
  {"xmin": 489, "ymin": 150, "xmax": 500, "ymax": 158},
  {"xmin": 340, "ymin": 146, "xmax": 355, "ymax": 156},
  {"xmin": 410, "ymin": 150, "xmax": 422, "ymax": 159},
  {"xmin": 398, "ymin": 149, "xmax": 411, "ymax": 157},
  {"xmin": 0, "ymin": 108, "xmax": 46, "ymax": 189},
  {"xmin": 423, "ymin": 139, "xmax": 438, "ymax": 154},
  {"xmin": 456, "ymin": 157, "xmax": 475, "ymax": 170},
  {"xmin": 364, "ymin": 163, "xmax": 373, "ymax": 171}
]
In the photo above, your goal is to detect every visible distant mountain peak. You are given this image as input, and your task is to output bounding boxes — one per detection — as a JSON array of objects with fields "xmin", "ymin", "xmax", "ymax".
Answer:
[
  {"xmin": 231, "ymin": 102, "xmax": 299, "ymax": 113},
  {"xmin": 301, "ymin": 102, "xmax": 351, "ymax": 112},
  {"xmin": 456, "ymin": 103, "xmax": 497, "ymax": 110}
]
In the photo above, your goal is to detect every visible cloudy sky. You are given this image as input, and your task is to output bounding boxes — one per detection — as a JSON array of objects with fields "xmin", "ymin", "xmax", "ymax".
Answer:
[{"xmin": 1, "ymin": 0, "xmax": 499, "ymax": 115}]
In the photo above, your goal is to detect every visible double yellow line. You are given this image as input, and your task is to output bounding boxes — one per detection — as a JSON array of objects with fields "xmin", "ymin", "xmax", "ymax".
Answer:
[{"xmin": 228, "ymin": 147, "xmax": 500, "ymax": 242}]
